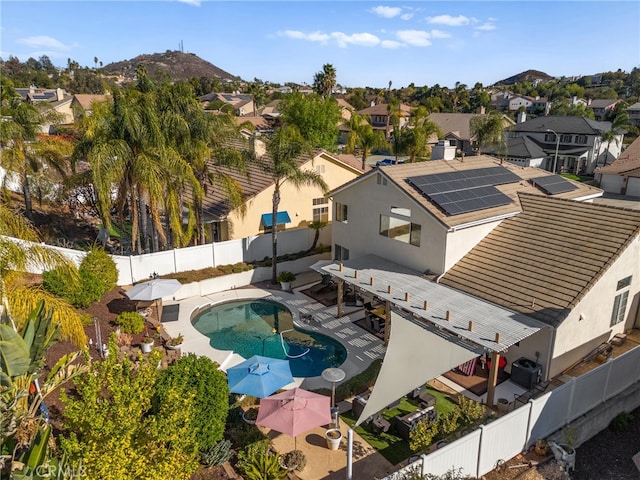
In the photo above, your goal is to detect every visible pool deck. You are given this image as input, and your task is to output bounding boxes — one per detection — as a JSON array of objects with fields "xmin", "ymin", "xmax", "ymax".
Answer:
[{"xmin": 160, "ymin": 275, "xmax": 385, "ymax": 391}]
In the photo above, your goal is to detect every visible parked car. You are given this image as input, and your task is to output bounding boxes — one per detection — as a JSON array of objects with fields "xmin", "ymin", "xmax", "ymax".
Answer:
[{"xmin": 376, "ymin": 158, "xmax": 405, "ymax": 166}]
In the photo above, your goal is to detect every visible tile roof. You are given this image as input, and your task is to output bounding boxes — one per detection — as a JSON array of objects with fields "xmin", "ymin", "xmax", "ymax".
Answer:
[
  {"xmin": 73, "ymin": 94, "xmax": 110, "ymax": 110},
  {"xmin": 199, "ymin": 143, "xmax": 362, "ymax": 219},
  {"xmin": 357, "ymin": 103, "xmax": 411, "ymax": 117},
  {"xmin": 234, "ymin": 116, "xmax": 272, "ymax": 131},
  {"xmin": 486, "ymin": 136, "xmax": 546, "ymax": 159},
  {"xmin": 512, "ymin": 115, "xmax": 611, "ymax": 135},
  {"xmin": 428, "ymin": 113, "xmax": 482, "ymax": 140},
  {"xmin": 440, "ymin": 193, "xmax": 640, "ymax": 326},
  {"xmin": 595, "ymin": 136, "xmax": 640, "ymax": 176},
  {"xmin": 588, "ymin": 99, "xmax": 619, "ymax": 109},
  {"xmin": 365, "ymin": 156, "xmax": 602, "ymax": 229}
]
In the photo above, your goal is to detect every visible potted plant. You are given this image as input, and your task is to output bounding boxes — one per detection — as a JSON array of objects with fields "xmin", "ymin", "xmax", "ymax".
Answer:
[
  {"xmin": 277, "ymin": 271, "xmax": 296, "ymax": 291},
  {"xmin": 166, "ymin": 333, "xmax": 184, "ymax": 350},
  {"xmin": 140, "ymin": 335, "xmax": 154, "ymax": 353},
  {"xmin": 496, "ymin": 397, "xmax": 509, "ymax": 412},
  {"xmin": 325, "ymin": 428, "xmax": 342, "ymax": 450},
  {"xmin": 278, "ymin": 450, "xmax": 306, "ymax": 472},
  {"xmin": 242, "ymin": 406, "xmax": 259, "ymax": 425},
  {"xmin": 534, "ymin": 438, "xmax": 549, "ymax": 456}
]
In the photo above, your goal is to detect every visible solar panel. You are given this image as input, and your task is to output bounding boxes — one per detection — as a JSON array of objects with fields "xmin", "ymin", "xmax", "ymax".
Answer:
[
  {"xmin": 531, "ymin": 175, "xmax": 578, "ymax": 195},
  {"xmin": 407, "ymin": 166, "xmax": 520, "ymax": 195},
  {"xmin": 429, "ymin": 185, "xmax": 512, "ymax": 216}
]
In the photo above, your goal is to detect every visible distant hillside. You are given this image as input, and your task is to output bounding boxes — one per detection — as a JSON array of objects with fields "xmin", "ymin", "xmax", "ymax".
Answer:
[
  {"xmin": 102, "ymin": 50, "xmax": 239, "ymax": 82},
  {"xmin": 495, "ymin": 70, "xmax": 554, "ymax": 86}
]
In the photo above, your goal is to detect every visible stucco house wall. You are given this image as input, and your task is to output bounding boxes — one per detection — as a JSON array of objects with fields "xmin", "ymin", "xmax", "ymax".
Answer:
[
  {"xmin": 226, "ymin": 153, "xmax": 360, "ymax": 240},
  {"xmin": 331, "ymin": 172, "xmax": 450, "ymax": 274},
  {"xmin": 549, "ymin": 238, "xmax": 639, "ymax": 378},
  {"xmin": 443, "ymin": 220, "xmax": 504, "ymax": 273}
]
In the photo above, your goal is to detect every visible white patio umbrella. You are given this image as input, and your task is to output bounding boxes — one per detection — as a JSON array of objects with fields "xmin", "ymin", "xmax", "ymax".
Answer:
[{"xmin": 125, "ymin": 279, "xmax": 182, "ymax": 320}]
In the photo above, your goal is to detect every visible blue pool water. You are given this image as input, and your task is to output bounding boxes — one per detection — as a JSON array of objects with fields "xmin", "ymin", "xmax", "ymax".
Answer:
[{"xmin": 191, "ymin": 299, "xmax": 347, "ymax": 377}]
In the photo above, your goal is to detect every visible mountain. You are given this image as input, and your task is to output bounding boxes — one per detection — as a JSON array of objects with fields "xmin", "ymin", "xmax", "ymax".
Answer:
[
  {"xmin": 101, "ymin": 50, "xmax": 239, "ymax": 82},
  {"xmin": 495, "ymin": 70, "xmax": 555, "ymax": 86}
]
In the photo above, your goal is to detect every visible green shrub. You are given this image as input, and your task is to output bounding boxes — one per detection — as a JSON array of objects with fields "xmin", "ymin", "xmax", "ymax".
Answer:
[
  {"xmin": 610, "ymin": 411, "xmax": 634, "ymax": 432},
  {"xmin": 154, "ymin": 354, "xmax": 230, "ymax": 450},
  {"xmin": 437, "ymin": 409, "xmax": 461, "ymax": 436},
  {"xmin": 42, "ymin": 248, "xmax": 118, "ymax": 308},
  {"xmin": 410, "ymin": 419, "xmax": 439, "ymax": 452},
  {"xmin": 236, "ymin": 440, "xmax": 286, "ymax": 480},
  {"xmin": 115, "ymin": 311, "xmax": 145, "ymax": 334},
  {"xmin": 42, "ymin": 267, "xmax": 75, "ymax": 300},
  {"xmin": 219, "ymin": 264, "xmax": 233, "ymax": 274},
  {"xmin": 457, "ymin": 395, "xmax": 485, "ymax": 425},
  {"xmin": 322, "ymin": 359, "xmax": 382, "ymax": 402},
  {"xmin": 80, "ymin": 247, "xmax": 118, "ymax": 294},
  {"xmin": 201, "ymin": 440, "xmax": 233, "ymax": 467}
]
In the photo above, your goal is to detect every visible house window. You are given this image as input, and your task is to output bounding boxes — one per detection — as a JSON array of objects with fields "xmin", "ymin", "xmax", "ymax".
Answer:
[
  {"xmin": 390, "ymin": 206, "xmax": 411, "ymax": 217},
  {"xmin": 610, "ymin": 275, "xmax": 632, "ymax": 326},
  {"xmin": 377, "ymin": 173, "xmax": 387, "ymax": 186},
  {"xmin": 313, "ymin": 207, "xmax": 328, "ymax": 222},
  {"xmin": 334, "ymin": 244, "xmax": 349, "ymax": 261},
  {"xmin": 379, "ymin": 214, "xmax": 421, "ymax": 246},
  {"xmin": 561, "ymin": 134, "xmax": 572, "ymax": 143},
  {"xmin": 335, "ymin": 202, "xmax": 348, "ymax": 223},
  {"xmin": 313, "ymin": 197, "xmax": 328, "ymax": 206},
  {"xmin": 544, "ymin": 133, "xmax": 557, "ymax": 142},
  {"xmin": 315, "ymin": 164, "xmax": 325, "ymax": 174},
  {"xmin": 575, "ymin": 135, "xmax": 588, "ymax": 144}
]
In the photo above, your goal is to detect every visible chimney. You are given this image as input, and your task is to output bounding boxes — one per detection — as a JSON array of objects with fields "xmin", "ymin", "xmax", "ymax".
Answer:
[
  {"xmin": 517, "ymin": 111, "xmax": 527, "ymax": 124},
  {"xmin": 477, "ymin": 106, "xmax": 486, "ymax": 115},
  {"xmin": 56, "ymin": 88, "xmax": 64, "ymax": 101}
]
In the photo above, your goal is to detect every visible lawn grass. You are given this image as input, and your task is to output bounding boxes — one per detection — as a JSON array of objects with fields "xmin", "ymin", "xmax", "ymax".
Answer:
[
  {"xmin": 560, "ymin": 173, "xmax": 593, "ymax": 182},
  {"xmin": 340, "ymin": 386, "xmax": 458, "ymax": 466}
]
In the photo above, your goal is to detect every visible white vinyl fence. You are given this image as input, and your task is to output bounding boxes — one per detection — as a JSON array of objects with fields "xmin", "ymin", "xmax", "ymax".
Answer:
[
  {"xmin": 383, "ymin": 346, "xmax": 640, "ymax": 479},
  {"xmin": 6, "ymin": 225, "xmax": 331, "ymax": 286}
]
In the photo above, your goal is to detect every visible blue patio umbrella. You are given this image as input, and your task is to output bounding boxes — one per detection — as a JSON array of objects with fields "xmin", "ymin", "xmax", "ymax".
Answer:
[{"xmin": 227, "ymin": 355, "xmax": 294, "ymax": 398}]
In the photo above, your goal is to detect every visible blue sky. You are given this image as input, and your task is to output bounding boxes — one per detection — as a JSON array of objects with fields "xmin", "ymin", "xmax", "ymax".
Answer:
[{"xmin": 1, "ymin": 1, "xmax": 638, "ymax": 89}]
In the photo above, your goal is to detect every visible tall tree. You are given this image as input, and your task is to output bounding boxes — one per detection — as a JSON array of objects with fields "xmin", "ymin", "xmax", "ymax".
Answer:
[
  {"xmin": 256, "ymin": 126, "xmax": 328, "ymax": 284},
  {"xmin": 470, "ymin": 112, "xmax": 506, "ymax": 156},
  {"xmin": 75, "ymin": 83, "xmax": 202, "ymax": 253},
  {"xmin": 0, "ymin": 97, "xmax": 72, "ymax": 219},
  {"xmin": 345, "ymin": 112, "xmax": 387, "ymax": 169},
  {"xmin": 279, "ymin": 92, "xmax": 342, "ymax": 150},
  {"xmin": 312, "ymin": 63, "xmax": 336, "ymax": 97},
  {"xmin": 399, "ymin": 107, "xmax": 442, "ymax": 163}
]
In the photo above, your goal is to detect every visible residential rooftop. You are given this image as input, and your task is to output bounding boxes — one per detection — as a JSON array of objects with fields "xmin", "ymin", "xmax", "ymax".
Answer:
[{"xmin": 440, "ymin": 193, "xmax": 640, "ymax": 325}]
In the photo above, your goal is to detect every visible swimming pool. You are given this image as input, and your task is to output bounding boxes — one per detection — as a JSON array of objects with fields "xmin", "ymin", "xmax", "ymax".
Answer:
[{"xmin": 191, "ymin": 299, "xmax": 347, "ymax": 377}]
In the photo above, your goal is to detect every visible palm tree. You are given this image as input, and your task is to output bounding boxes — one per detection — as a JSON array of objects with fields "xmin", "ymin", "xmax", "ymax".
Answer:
[
  {"xmin": 75, "ymin": 83, "xmax": 202, "ymax": 253},
  {"xmin": 345, "ymin": 113, "xmax": 387, "ymax": 169},
  {"xmin": 396, "ymin": 107, "xmax": 442, "ymax": 163},
  {"xmin": 0, "ymin": 204, "xmax": 85, "ymax": 346},
  {"xmin": 313, "ymin": 64, "xmax": 337, "ymax": 97},
  {"xmin": 256, "ymin": 126, "xmax": 328, "ymax": 284},
  {"xmin": 470, "ymin": 112, "xmax": 506, "ymax": 156},
  {"xmin": 0, "ymin": 97, "xmax": 72, "ymax": 219}
]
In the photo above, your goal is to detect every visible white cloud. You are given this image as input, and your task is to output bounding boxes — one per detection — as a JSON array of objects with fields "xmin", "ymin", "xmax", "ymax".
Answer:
[
  {"xmin": 396, "ymin": 30, "xmax": 431, "ymax": 47},
  {"xmin": 430, "ymin": 29, "xmax": 451, "ymax": 39},
  {"xmin": 371, "ymin": 5, "xmax": 402, "ymax": 18},
  {"xmin": 331, "ymin": 32, "xmax": 380, "ymax": 48},
  {"xmin": 279, "ymin": 30, "xmax": 331, "ymax": 44},
  {"xmin": 400, "ymin": 13, "xmax": 414, "ymax": 21},
  {"xmin": 381, "ymin": 40, "xmax": 404, "ymax": 49},
  {"xmin": 177, "ymin": 0, "xmax": 201, "ymax": 6},
  {"xmin": 427, "ymin": 14, "xmax": 471, "ymax": 26},
  {"xmin": 16, "ymin": 35, "xmax": 72, "ymax": 51},
  {"xmin": 475, "ymin": 22, "xmax": 496, "ymax": 31}
]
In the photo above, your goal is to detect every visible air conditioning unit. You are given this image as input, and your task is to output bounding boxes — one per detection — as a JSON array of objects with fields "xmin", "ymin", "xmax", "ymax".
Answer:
[{"xmin": 511, "ymin": 357, "xmax": 542, "ymax": 390}]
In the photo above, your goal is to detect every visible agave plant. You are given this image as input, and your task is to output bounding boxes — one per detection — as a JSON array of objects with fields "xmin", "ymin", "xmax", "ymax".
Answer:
[{"xmin": 0, "ymin": 301, "xmax": 88, "ymax": 478}]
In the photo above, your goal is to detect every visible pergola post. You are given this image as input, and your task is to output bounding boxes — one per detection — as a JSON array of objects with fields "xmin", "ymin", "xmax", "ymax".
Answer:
[
  {"xmin": 485, "ymin": 351, "xmax": 501, "ymax": 407},
  {"xmin": 383, "ymin": 300, "xmax": 391, "ymax": 346},
  {"xmin": 337, "ymin": 278, "xmax": 344, "ymax": 318}
]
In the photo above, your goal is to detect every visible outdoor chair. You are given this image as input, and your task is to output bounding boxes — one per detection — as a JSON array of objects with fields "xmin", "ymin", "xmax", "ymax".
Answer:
[{"xmin": 371, "ymin": 414, "xmax": 391, "ymax": 434}]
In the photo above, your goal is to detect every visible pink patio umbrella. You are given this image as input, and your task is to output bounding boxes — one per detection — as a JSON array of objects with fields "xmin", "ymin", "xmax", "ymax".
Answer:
[{"xmin": 256, "ymin": 388, "xmax": 331, "ymax": 448}]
